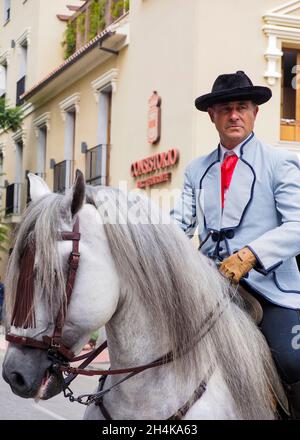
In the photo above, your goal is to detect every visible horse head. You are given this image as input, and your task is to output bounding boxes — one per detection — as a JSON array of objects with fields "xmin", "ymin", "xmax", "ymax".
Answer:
[{"xmin": 2, "ymin": 171, "xmax": 120, "ymax": 400}]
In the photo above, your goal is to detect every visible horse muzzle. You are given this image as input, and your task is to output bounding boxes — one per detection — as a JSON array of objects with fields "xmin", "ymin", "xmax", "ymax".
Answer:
[{"xmin": 2, "ymin": 344, "xmax": 63, "ymax": 400}]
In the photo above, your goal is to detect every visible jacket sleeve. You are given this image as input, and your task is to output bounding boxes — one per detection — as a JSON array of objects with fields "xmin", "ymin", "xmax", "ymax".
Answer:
[
  {"xmin": 247, "ymin": 153, "xmax": 300, "ymax": 274},
  {"xmin": 170, "ymin": 165, "xmax": 198, "ymax": 238}
]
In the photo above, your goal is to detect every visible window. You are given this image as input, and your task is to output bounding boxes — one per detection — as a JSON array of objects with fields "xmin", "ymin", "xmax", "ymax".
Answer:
[
  {"xmin": 53, "ymin": 160, "xmax": 72, "ymax": 193},
  {"xmin": 90, "ymin": 87, "xmax": 112, "ymax": 185},
  {"xmin": 4, "ymin": 0, "xmax": 10, "ymax": 23},
  {"xmin": 0, "ymin": 62, "xmax": 7, "ymax": 98},
  {"xmin": 36, "ymin": 125, "xmax": 47, "ymax": 178},
  {"xmin": 86, "ymin": 145, "xmax": 109, "ymax": 186},
  {"xmin": 16, "ymin": 41, "xmax": 27, "ymax": 106},
  {"xmin": 33, "ymin": 112, "xmax": 50, "ymax": 179},
  {"xmin": 280, "ymin": 48, "xmax": 300, "ymax": 142},
  {"xmin": 5, "ymin": 140, "xmax": 23, "ymax": 215}
]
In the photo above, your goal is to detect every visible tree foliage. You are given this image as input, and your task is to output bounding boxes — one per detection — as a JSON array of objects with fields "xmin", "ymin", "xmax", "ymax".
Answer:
[{"xmin": 0, "ymin": 98, "xmax": 23, "ymax": 132}]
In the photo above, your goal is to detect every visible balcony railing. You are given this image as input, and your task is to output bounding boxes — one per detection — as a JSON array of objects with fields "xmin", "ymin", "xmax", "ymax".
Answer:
[
  {"xmin": 5, "ymin": 183, "xmax": 22, "ymax": 216},
  {"xmin": 85, "ymin": 144, "xmax": 110, "ymax": 186},
  {"xmin": 63, "ymin": 0, "xmax": 129, "ymax": 58},
  {"xmin": 53, "ymin": 160, "xmax": 73, "ymax": 193},
  {"xmin": 16, "ymin": 76, "xmax": 26, "ymax": 106}
]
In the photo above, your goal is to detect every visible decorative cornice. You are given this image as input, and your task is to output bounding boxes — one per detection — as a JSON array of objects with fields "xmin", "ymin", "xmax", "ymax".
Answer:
[
  {"xmin": 263, "ymin": 1, "xmax": 300, "ymax": 85},
  {"xmin": 33, "ymin": 112, "xmax": 51, "ymax": 137},
  {"xmin": 16, "ymin": 28, "xmax": 31, "ymax": 48},
  {"xmin": 91, "ymin": 68, "xmax": 118, "ymax": 103},
  {"xmin": 12, "ymin": 128, "xmax": 27, "ymax": 145},
  {"xmin": 0, "ymin": 49, "xmax": 10, "ymax": 66},
  {"xmin": 59, "ymin": 93, "xmax": 80, "ymax": 121}
]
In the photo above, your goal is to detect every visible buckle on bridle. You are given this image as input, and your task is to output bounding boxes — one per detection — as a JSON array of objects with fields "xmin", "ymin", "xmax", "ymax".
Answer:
[
  {"xmin": 68, "ymin": 252, "xmax": 80, "ymax": 269},
  {"xmin": 50, "ymin": 338, "xmax": 61, "ymax": 348}
]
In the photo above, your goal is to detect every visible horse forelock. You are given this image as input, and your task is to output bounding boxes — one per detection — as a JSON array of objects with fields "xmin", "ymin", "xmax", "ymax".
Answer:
[{"xmin": 5, "ymin": 193, "xmax": 67, "ymax": 326}]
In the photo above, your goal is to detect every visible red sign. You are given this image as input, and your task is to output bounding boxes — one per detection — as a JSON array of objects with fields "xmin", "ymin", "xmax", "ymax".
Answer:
[
  {"xmin": 148, "ymin": 91, "xmax": 161, "ymax": 145},
  {"xmin": 131, "ymin": 149, "xmax": 179, "ymax": 178},
  {"xmin": 137, "ymin": 173, "xmax": 171, "ymax": 188},
  {"xmin": 131, "ymin": 148, "xmax": 180, "ymax": 188}
]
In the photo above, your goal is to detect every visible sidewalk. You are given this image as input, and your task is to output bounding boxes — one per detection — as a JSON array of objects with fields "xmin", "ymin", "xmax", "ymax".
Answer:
[{"xmin": 0, "ymin": 326, "xmax": 110, "ymax": 367}]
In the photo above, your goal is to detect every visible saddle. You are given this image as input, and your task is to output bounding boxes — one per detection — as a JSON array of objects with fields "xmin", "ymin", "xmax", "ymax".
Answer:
[{"xmin": 238, "ymin": 285, "xmax": 263, "ymax": 325}]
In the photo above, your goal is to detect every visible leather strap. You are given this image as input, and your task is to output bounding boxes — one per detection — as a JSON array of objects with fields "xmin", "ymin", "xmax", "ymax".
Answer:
[
  {"xmin": 60, "ymin": 351, "xmax": 174, "ymax": 377},
  {"xmin": 96, "ymin": 370, "xmax": 211, "ymax": 421},
  {"xmin": 6, "ymin": 217, "xmax": 81, "ymax": 363}
]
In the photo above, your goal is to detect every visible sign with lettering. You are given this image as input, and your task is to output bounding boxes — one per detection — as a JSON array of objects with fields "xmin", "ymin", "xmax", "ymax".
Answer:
[{"xmin": 131, "ymin": 148, "xmax": 180, "ymax": 188}]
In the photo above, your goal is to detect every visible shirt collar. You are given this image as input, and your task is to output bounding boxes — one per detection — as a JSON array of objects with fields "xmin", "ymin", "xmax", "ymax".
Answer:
[{"xmin": 219, "ymin": 133, "xmax": 252, "ymax": 162}]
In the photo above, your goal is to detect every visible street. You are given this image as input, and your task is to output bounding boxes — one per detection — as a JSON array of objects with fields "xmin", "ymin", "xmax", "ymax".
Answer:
[{"xmin": 0, "ymin": 333, "xmax": 109, "ymax": 420}]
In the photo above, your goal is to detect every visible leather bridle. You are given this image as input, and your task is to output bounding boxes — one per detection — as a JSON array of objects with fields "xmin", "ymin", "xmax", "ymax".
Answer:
[
  {"xmin": 6, "ymin": 217, "xmax": 81, "ymax": 362},
  {"xmin": 5, "ymin": 216, "xmax": 211, "ymax": 418}
]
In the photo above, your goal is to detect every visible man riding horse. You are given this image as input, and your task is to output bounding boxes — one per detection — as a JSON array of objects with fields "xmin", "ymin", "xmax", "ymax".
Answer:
[{"xmin": 171, "ymin": 70, "xmax": 300, "ymax": 419}]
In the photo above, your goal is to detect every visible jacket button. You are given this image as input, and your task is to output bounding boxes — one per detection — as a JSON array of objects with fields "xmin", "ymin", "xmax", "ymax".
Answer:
[{"xmin": 225, "ymin": 229, "xmax": 234, "ymax": 239}]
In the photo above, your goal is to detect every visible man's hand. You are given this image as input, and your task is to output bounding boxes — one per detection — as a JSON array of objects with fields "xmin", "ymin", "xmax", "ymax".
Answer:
[{"xmin": 219, "ymin": 247, "xmax": 256, "ymax": 284}]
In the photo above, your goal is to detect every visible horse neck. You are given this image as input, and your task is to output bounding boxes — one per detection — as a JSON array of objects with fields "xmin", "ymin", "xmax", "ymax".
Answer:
[
  {"xmin": 102, "ymin": 292, "xmax": 193, "ymax": 419},
  {"xmin": 105, "ymin": 292, "xmax": 169, "ymax": 368}
]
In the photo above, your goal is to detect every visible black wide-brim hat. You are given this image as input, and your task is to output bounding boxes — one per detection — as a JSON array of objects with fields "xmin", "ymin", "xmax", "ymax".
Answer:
[{"xmin": 195, "ymin": 71, "xmax": 272, "ymax": 112}]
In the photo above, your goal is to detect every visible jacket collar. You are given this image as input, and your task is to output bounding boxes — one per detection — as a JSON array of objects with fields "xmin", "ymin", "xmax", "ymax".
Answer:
[{"xmin": 199, "ymin": 132, "xmax": 256, "ymax": 231}]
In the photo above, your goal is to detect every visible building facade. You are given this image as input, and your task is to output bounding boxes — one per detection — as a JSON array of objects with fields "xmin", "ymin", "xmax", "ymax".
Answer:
[{"xmin": 0, "ymin": 0, "xmax": 300, "ymax": 275}]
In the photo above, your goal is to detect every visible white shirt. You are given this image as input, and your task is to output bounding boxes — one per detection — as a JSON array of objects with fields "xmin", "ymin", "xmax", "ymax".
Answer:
[{"xmin": 219, "ymin": 132, "xmax": 252, "ymax": 163}]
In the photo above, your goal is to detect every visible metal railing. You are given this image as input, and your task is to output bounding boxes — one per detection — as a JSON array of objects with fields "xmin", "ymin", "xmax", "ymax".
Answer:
[
  {"xmin": 53, "ymin": 160, "xmax": 73, "ymax": 193},
  {"xmin": 5, "ymin": 183, "xmax": 22, "ymax": 216},
  {"xmin": 67, "ymin": 0, "xmax": 129, "ymax": 54},
  {"xmin": 16, "ymin": 76, "xmax": 26, "ymax": 106},
  {"xmin": 85, "ymin": 144, "xmax": 110, "ymax": 186}
]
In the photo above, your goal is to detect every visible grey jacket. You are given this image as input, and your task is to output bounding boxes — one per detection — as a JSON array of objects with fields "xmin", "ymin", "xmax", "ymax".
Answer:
[{"xmin": 171, "ymin": 133, "xmax": 300, "ymax": 309}]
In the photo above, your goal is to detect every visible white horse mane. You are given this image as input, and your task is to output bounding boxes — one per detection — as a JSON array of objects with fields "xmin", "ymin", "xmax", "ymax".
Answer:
[{"xmin": 5, "ymin": 184, "xmax": 283, "ymax": 419}]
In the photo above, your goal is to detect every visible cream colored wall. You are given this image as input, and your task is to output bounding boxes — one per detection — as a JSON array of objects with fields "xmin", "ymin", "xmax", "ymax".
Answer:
[
  {"xmin": 109, "ymin": 0, "xmax": 199, "ymax": 193},
  {"xmin": 0, "ymin": 0, "xmax": 83, "ymax": 101},
  {"xmin": 2, "ymin": 0, "xmax": 291, "ymax": 195},
  {"xmin": 24, "ymin": 0, "xmax": 200, "ymax": 196},
  {"xmin": 0, "ymin": 0, "xmax": 39, "ymax": 104},
  {"xmin": 36, "ymin": 0, "xmax": 84, "ymax": 81},
  {"xmin": 193, "ymin": 0, "xmax": 287, "ymax": 159}
]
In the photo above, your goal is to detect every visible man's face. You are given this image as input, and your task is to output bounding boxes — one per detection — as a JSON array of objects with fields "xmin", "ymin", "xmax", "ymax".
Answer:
[{"xmin": 208, "ymin": 100, "xmax": 258, "ymax": 149}]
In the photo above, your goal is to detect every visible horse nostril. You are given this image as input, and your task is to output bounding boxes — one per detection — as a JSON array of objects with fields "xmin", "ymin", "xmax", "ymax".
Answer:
[{"xmin": 11, "ymin": 372, "xmax": 26, "ymax": 388}]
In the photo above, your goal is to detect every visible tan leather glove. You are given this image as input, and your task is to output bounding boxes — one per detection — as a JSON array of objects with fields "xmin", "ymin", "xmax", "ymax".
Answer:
[{"xmin": 219, "ymin": 247, "xmax": 256, "ymax": 284}]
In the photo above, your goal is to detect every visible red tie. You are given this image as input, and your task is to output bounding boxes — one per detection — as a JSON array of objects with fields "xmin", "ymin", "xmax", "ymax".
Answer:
[{"xmin": 221, "ymin": 153, "xmax": 238, "ymax": 208}]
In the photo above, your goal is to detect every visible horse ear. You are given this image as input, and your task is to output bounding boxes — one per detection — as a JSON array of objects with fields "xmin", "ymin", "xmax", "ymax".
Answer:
[
  {"xmin": 70, "ymin": 169, "xmax": 86, "ymax": 217},
  {"xmin": 28, "ymin": 173, "xmax": 51, "ymax": 202}
]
